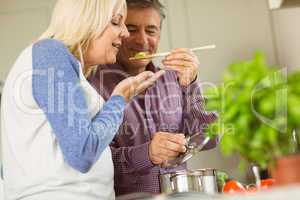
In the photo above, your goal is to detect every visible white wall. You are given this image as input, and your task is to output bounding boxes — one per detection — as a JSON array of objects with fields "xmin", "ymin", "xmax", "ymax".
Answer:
[{"xmin": 0, "ymin": 0, "xmax": 56, "ymax": 81}]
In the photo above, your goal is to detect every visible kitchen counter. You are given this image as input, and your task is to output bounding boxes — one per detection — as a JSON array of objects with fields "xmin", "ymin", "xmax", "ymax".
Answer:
[{"xmin": 118, "ymin": 184, "xmax": 300, "ymax": 200}]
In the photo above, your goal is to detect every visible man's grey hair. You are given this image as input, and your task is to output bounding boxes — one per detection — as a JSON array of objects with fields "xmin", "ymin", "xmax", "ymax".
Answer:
[{"xmin": 126, "ymin": 0, "xmax": 166, "ymax": 22}]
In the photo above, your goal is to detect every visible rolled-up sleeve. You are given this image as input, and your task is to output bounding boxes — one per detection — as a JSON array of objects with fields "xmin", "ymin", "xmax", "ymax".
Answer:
[{"xmin": 110, "ymin": 141, "xmax": 155, "ymax": 174}]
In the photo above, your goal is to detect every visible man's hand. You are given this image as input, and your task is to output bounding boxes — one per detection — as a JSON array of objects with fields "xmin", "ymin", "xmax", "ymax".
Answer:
[
  {"xmin": 149, "ymin": 132, "xmax": 187, "ymax": 165},
  {"xmin": 162, "ymin": 48, "xmax": 199, "ymax": 86}
]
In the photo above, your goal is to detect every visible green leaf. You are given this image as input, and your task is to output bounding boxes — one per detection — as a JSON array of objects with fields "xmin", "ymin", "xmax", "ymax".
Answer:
[{"xmin": 220, "ymin": 134, "xmax": 235, "ymax": 155}]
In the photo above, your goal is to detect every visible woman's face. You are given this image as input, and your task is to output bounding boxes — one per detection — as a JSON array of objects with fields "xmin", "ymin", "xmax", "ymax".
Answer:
[{"xmin": 84, "ymin": 11, "xmax": 129, "ymax": 66}]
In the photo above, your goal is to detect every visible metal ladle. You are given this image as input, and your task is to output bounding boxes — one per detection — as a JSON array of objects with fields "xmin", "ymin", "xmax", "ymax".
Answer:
[{"xmin": 164, "ymin": 136, "xmax": 211, "ymax": 168}]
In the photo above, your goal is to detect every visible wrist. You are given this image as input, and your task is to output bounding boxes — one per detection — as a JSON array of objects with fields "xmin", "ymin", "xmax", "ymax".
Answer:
[
  {"xmin": 110, "ymin": 95, "xmax": 127, "ymax": 105},
  {"xmin": 181, "ymin": 76, "xmax": 198, "ymax": 93},
  {"xmin": 111, "ymin": 93, "xmax": 128, "ymax": 103},
  {"xmin": 129, "ymin": 142, "xmax": 155, "ymax": 170}
]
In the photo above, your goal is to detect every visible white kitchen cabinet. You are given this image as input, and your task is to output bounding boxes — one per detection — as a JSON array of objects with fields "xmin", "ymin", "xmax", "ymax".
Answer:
[
  {"xmin": 269, "ymin": 0, "xmax": 300, "ymax": 9},
  {"xmin": 271, "ymin": 6, "xmax": 300, "ymax": 71},
  {"xmin": 269, "ymin": 0, "xmax": 285, "ymax": 9}
]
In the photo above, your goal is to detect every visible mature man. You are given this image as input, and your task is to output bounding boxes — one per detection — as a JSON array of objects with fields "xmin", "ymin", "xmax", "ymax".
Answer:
[{"xmin": 88, "ymin": 0, "xmax": 217, "ymax": 196}]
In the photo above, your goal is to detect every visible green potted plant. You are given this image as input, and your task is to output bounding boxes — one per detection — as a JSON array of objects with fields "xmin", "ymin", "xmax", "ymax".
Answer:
[{"xmin": 204, "ymin": 52, "xmax": 300, "ymax": 185}]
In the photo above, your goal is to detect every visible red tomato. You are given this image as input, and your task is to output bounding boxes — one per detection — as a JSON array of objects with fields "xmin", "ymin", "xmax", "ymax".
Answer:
[
  {"xmin": 261, "ymin": 178, "xmax": 275, "ymax": 189},
  {"xmin": 223, "ymin": 180, "xmax": 246, "ymax": 194}
]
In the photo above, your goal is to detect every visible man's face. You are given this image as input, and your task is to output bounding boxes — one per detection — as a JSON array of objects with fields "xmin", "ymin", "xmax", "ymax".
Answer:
[{"xmin": 117, "ymin": 7, "xmax": 161, "ymax": 71}]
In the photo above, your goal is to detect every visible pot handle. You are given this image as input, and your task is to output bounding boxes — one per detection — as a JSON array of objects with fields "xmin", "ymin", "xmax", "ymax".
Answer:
[{"xmin": 170, "ymin": 176, "xmax": 175, "ymax": 191}]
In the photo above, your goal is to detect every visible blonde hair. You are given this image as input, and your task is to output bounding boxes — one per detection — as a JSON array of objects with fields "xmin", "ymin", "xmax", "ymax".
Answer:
[{"xmin": 40, "ymin": 0, "xmax": 126, "ymax": 73}]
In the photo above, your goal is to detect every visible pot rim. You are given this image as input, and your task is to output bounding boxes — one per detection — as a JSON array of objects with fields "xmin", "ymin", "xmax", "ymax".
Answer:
[{"xmin": 195, "ymin": 168, "xmax": 217, "ymax": 176}]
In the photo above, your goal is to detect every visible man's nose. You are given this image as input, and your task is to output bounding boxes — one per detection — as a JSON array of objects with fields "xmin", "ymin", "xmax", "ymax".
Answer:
[{"xmin": 134, "ymin": 31, "xmax": 148, "ymax": 45}]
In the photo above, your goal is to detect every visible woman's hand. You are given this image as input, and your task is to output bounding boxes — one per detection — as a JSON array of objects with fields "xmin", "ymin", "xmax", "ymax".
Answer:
[
  {"xmin": 162, "ymin": 48, "xmax": 199, "ymax": 87},
  {"xmin": 111, "ymin": 70, "xmax": 165, "ymax": 102}
]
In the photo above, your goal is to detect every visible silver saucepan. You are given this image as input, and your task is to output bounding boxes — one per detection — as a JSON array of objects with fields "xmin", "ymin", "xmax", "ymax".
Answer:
[{"xmin": 160, "ymin": 168, "xmax": 218, "ymax": 195}]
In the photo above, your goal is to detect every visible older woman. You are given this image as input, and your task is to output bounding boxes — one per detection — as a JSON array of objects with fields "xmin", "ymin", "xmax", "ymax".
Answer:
[{"xmin": 0, "ymin": 0, "xmax": 164, "ymax": 200}]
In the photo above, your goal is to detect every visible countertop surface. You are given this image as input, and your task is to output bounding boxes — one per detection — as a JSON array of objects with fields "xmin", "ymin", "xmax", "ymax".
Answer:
[
  {"xmin": 117, "ymin": 184, "xmax": 300, "ymax": 200},
  {"xmin": 153, "ymin": 185, "xmax": 300, "ymax": 200}
]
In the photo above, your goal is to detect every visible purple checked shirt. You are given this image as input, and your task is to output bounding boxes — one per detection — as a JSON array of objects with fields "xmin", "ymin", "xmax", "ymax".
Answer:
[{"xmin": 88, "ymin": 62, "xmax": 217, "ymax": 196}]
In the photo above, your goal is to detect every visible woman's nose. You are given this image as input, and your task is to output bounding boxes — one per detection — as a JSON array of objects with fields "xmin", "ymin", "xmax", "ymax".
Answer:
[{"xmin": 121, "ymin": 25, "xmax": 130, "ymax": 38}]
